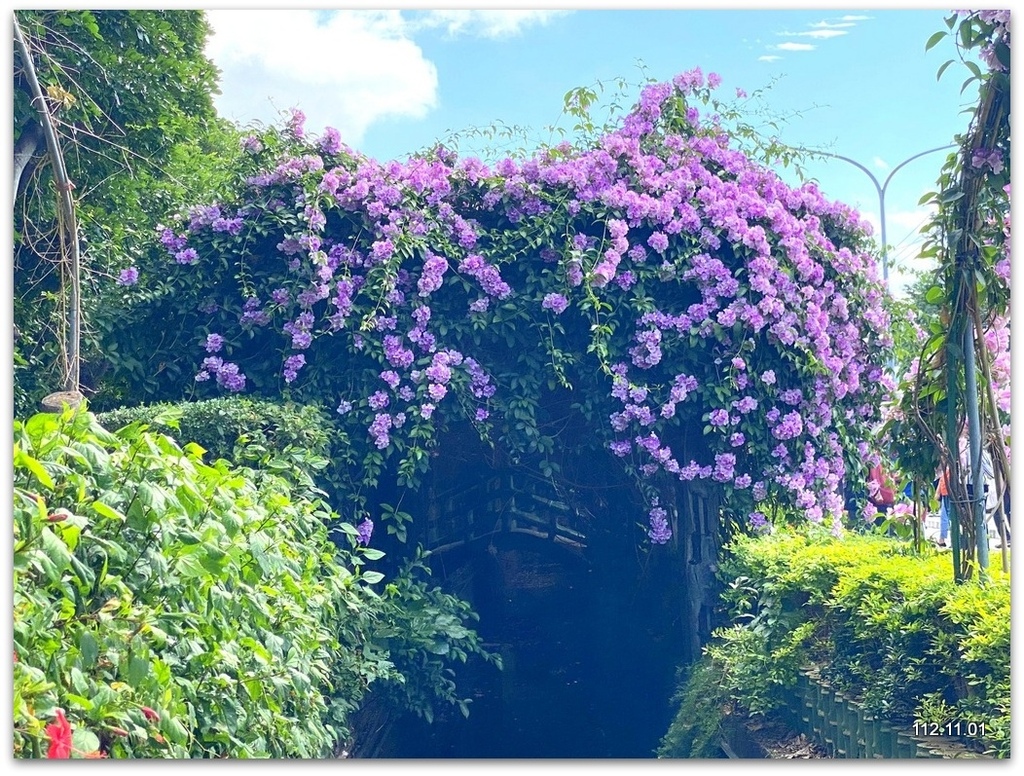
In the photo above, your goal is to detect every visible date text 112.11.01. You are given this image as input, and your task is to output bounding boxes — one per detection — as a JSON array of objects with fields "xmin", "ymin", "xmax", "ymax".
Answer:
[{"xmin": 912, "ymin": 721, "xmax": 987, "ymax": 738}]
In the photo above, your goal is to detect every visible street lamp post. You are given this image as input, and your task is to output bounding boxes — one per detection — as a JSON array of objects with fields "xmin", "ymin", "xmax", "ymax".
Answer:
[{"xmin": 812, "ymin": 145, "xmax": 956, "ymax": 283}]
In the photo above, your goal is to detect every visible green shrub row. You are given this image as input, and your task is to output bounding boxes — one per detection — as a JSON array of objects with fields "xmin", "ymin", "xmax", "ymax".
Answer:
[
  {"xmin": 659, "ymin": 528, "xmax": 1010, "ymax": 758},
  {"xmin": 13, "ymin": 407, "xmax": 496, "ymax": 758},
  {"xmin": 95, "ymin": 397, "xmax": 335, "ymax": 466}
]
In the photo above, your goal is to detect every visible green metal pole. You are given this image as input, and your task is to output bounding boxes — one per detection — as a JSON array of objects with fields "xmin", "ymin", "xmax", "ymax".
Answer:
[
  {"xmin": 945, "ymin": 276, "xmax": 963, "ymax": 582},
  {"xmin": 962, "ymin": 309, "xmax": 990, "ymax": 578}
]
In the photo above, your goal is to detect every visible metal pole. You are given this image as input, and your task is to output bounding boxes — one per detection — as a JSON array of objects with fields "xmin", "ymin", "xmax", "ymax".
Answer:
[
  {"xmin": 811, "ymin": 146, "xmax": 956, "ymax": 284},
  {"xmin": 963, "ymin": 306, "xmax": 990, "ymax": 578}
]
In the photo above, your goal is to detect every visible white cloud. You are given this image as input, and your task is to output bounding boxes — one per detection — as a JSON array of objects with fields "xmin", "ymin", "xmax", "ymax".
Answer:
[
  {"xmin": 775, "ymin": 42, "xmax": 817, "ymax": 52},
  {"xmin": 758, "ymin": 55, "xmax": 783, "ymax": 62},
  {"xmin": 780, "ymin": 29, "xmax": 848, "ymax": 39},
  {"xmin": 414, "ymin": 10, "xmax": 569, "ymax": 38},
  {"xmin": 206, "ymin": 10, "xmax": 438, "ymax": 145},
  {"xmin": 809, "ymin": 21, "xmax": 857, "ymax": 29},
  {"xmin": 839, "ymin": 15, "xmax": 872, "ymax": 22},
  {"xmin": 873, "ymin": 156, "xmax": 890, "ymax": 171}
]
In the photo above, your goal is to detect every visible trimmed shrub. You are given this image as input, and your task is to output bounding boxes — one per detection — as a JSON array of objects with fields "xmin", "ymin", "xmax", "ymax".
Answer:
[
  {"xmin": 95, "ymin": 396, "xmax": 335, "ymax": 465},
  {"xmin": 660, "ymin": 528, "xmax": 1010, "ymax": 758}
]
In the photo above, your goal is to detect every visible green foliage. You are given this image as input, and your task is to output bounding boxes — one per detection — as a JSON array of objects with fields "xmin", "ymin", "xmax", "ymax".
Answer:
[
  {"xmin": 95, "ymin": 397, "xmax": 335, "ymax": 470},
  {"xmin": 657, "ymin": 656, "xmax": 731, "ymax": 758},
  {"xmin": 684, "ymin": 527, "xmax": 1010, "ymax": 757},
  {"xmin": 12, "ymin": 405, "xmax": 496, "ymax": 758},
  {"xmin": 885, "ymin": 11, "xmax": 1010, "ymax": 582},
  {"xmin": 366, "ymin": 550, "xmax": 502, "ymax": 724},
  {"xmin": 13, "ymin": 9, "xmax": 243, "ymax": 415}
]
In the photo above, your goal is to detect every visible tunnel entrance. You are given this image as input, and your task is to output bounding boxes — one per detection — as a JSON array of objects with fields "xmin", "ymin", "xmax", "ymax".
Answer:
[
  {"xmin": 372, "ymin": 523, "xmax": 709, "ymax": 758},
  {"xmin": 353, "ymin": 414, "xmax": 724, "ymax": 758}
]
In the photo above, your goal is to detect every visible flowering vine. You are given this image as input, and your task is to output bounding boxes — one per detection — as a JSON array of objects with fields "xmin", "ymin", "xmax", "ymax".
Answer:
[
  {"xmin": 142, "ymin": 72, "xmax": 891, "ymax": 543},
  {"xmin": 887, "ymin": 11, "xmax": 1010, "ymax": 579}
]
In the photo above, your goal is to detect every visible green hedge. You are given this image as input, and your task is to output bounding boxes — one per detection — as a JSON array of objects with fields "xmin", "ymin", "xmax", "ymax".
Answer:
[
  {"xmin": 13, "ymin": 407, "xmax": 496, "ymax": 758},
  {"xmin": 95, "ymin": 397, "xmax": 335, "ymax": 465},
  {"xmin": 659, "ymin": 528, "xmax": 1010, "ymax": 758}
]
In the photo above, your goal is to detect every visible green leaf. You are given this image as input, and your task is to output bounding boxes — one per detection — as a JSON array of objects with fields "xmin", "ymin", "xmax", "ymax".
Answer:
[
  {"xmin": 71, "ymin": 728, "xmax": 101, "ymax": 757},
  {"xmin": 16, "ymin": 449, "xmax": 55, "ymax": 489},
  {"xmin": 925, "ymin": 30, "xmax": 947, "ymax": 51},
  {"xmin": 128, "ymin": 655, "xmax": 150, "ymax": 687},
  {"xmin": 79, "ymin": 631, "xmax": 98, "ymax": 667},
  {"xmin": 925, "ymin": 286, "xmax": 945, "ymax": 305},
  {"xmin": 361, "ymin": 570, "xmax": 385, "ymax": 585},
  {"xmin": 936, "ymin": 59, "xmax": 955, "ymax": 81},
  {"xmin": 38, "ymin": 527, "xmax": 73, "ymax": 579},
  {"xmin": 92, "ymin": 501, "xmax": 125, "ymax": 523}
]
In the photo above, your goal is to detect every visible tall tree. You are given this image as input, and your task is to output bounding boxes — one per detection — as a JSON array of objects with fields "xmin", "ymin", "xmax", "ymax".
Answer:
[{"xmin": 13, "ymin": 10, "xmax": 240, "ymax": 413}]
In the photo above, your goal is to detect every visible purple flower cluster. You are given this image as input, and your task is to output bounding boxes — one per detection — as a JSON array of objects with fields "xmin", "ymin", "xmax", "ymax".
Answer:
[
  {"xmin": 542, "ymin": 292, "xmax": 569, "ymax": 314},
  {"xmin": 356, "ymin": 517, "xmax": 374, "ymax": 545},
  {"xmin": 204, "ymin": 333, "xmax": 224, "ymax": 353},
  {"xmin": 167, "ymin": 69, "xmax": 892, "ymax": 536},
  {"xmin": 194, "ymin": 356, "xmax": 246, "ymax": 392},
  {"xmin": 283, "ymin": 354, "xmax": 306, "ymax": 383},
  {"xmin": 117, "ymin": 267, "xmax": 139, "ymax": 286},
  {"xmin": 648, "ymin": 505, "xmax": 672, "ymax": 544}
]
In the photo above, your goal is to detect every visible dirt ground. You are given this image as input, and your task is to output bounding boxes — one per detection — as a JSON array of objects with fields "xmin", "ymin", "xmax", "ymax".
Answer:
[{"xmin": 743, "ymin": 717, "xmax": 830, "ymax": 759}]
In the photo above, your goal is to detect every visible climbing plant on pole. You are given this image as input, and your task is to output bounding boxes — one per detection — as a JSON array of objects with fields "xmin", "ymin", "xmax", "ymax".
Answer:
[{"xmin": 887, "ymin": 11, "xmax": 1010, "ymax": 581}]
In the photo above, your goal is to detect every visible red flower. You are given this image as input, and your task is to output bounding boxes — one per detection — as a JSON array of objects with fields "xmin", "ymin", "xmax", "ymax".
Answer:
[
  {"xmin": 141, "ymin": 706, "xmax": 160, "ymax": 723},
  {"xmin": 45, "ymin": 709, "xmax": 72, "ymax": 759}
]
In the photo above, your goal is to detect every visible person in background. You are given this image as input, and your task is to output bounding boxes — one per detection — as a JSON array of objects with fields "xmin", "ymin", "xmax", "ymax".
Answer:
[
  {"xmin": 936, "ymin": 465, "xmax": 951, "ymax": 548},
  {"xmin": 867, "ymin": 461, "xmax": 896, "ymax": 525}
]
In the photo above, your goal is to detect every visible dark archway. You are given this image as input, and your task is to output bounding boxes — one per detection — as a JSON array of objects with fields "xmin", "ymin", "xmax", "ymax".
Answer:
[{"xmin": 357, "ymin": 406, "xmax": 724, "ymax": 758}]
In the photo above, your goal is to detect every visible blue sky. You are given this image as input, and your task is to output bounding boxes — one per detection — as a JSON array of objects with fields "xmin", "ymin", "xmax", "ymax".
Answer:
[{"xmin": 202, "ymin": 6, "xmax": 978, "ymax": 297}]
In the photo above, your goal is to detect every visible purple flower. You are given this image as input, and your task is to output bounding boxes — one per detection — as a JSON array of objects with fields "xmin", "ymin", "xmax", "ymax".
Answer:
[
  {"xmin": 647, "ymin": 232, "xmax": 669, "ymax": 253},
  {"xmin": 356, "ymin": 517, "xmax": 374, "ymax": 546},
  {"xmin": 542, "ymin": 293, "xmax": 569, "ymax": 315},
  {"xmin": 241, "ymin": 135, "xmax": 264, "ymax": 154},
  {"xmin": 319, "ymin": 126, "xmax": 342, "ymax": 155},
  {"xmin": 733, "ymin": 396, "xmax": 758, "ymax": 414},
  {"xmin": 648, "ymin": 506, "xmax": 672, "ymax": 544},
  {"xmin": 368, "ymin": 413, "xmax": 392, "ymax": 449},
  {"xmin": 748, "ymin": 511, "xmax": 770, "ymax": 534},
  {"xmin": 368, "ymin": 391, "xmax": 390, "ymax": 410},
  {"xmin": 712, "ymin": 453, "xmax": 736, "ymax": 482},
  {"xmin": 283, "ymin": 354, "xmax": 306, "ymax": 383},
  {"xmin": 418, "ymin": 253, "xmax": 449, "ymax": 296},
  {"xmin": 287, "ymin": 108, "xmax": 306, "ymax": 139},
  {"xmin": 709, "ymin": 408, "xmax": 730, "ymax": 427},
  {"xmin": 117, "ymin": 267, "xmax": 139, "ymax": 286},
  {"xmin": 337, "ymin": 400, "xmax": 353, "ymax": 415},
  {"xmin": 609, "ymin": 440, "xmax": 631, "ymax": 457},
  {"xmin": 175, "ymin": 248, "xmax": 198, "ymax": 265},
  {"xmin": 475, "ymin": 408, "xmax": 489, "ymax": 422},
  {"xmin": 215, "ymin": 362, "xmax": 246, "ymax": 392},
  {"xmin": 204, "ymin": 333, "xmax": 224, "ymax": 353}
]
